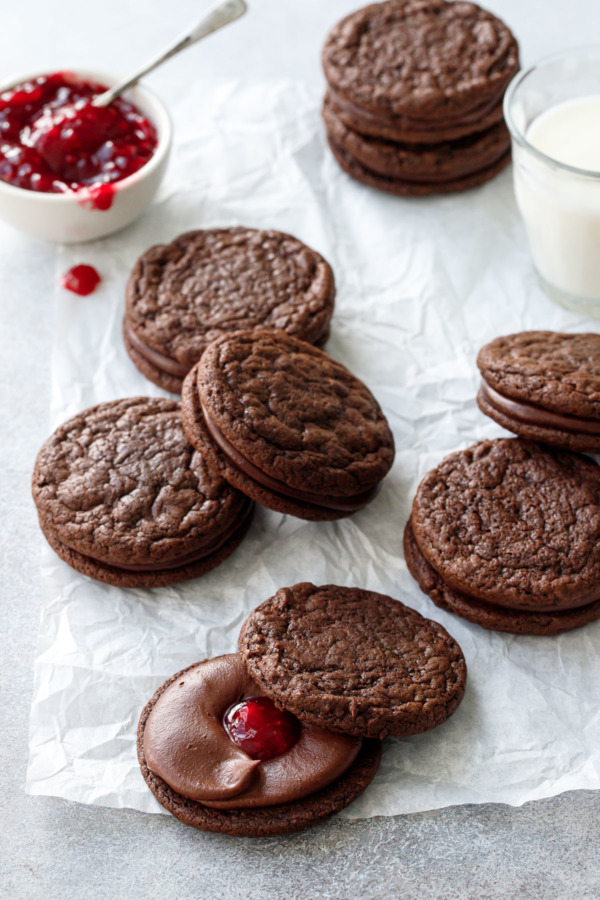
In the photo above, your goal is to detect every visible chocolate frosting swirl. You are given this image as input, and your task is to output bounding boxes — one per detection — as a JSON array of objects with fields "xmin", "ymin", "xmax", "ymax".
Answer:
[{"xmin": 143, "ymin": 654, "xmax": 362, "ymax": 809}]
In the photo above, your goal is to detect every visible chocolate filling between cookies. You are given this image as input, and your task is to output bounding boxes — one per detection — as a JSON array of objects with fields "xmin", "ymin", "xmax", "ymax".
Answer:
[
  {"xmin": 479, "ymin": 380, "xmax": 600, "ymax": 436},
  {"xmin": 124, "ymin": 318, "xmax": 333, "ymax": 383},
  {"xmin": 201, "ymin": 403, "xmax": 380, "ymax": 512},
  {"xmin": 326, "ymin": 87, "xmax": 506, "ymax": 139},
  {"xmin": 123, "ymin": 318, "xmax": 191, "ymax": 379}
]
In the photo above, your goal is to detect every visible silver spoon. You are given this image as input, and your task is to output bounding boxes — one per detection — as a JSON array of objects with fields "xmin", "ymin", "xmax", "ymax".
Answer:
[{"xmin": 92, "ymin": 0, "xmax": 248, "ymax": 108}]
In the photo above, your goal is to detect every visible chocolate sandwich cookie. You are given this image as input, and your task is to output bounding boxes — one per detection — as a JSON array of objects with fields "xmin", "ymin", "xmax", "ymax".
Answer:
[
  {"xmin": 327, "ymin": 136, "xmax": 511, "ymax": 196},
  {"xmin": 181, "ymin": 328, "xmax": 395, "ymax": 521},
  {"xmin": 321, "ymin": 1, "xmax": 518, "ymax": 191},
  {"xmin": 322, "ymin": 0, "xmax": 519, "ymax": 132},
  {"xmin": 124, "ymin": 228, "xmax": 335, "ymax": 393},
  {"xmin": 139, "ymin": 583, "xmax": 465, "ymax": 835},
  {"xmin": 323, "ymin": 95, "xmax": 511, "ymax": 184},
  {"xmin": 325, "ymin": 87, "xmax": 505, "ymax": 145},
  {"xmin": 239, "ymin": 583, "xmax": 467, "ymax": 738},
  {"xmin": 404, "ymin": 438, "xmax": 600, "ymax": 635},
  {"xmin": 477, "ymin": 332, "xmax": 600, "ymax": 453},
  {"xmin": 32, "ymin": 398, "xmax": 253, "ymax": 588}
]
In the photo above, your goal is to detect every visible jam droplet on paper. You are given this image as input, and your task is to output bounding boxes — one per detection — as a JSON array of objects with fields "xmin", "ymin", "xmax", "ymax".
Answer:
[
  {"xmin": 59, "ymin": 264, "xmax": 101, "ymax": 296},
  {"xmin": 223, "ymin": 696, "xmax": 301, "ymax": 762}
]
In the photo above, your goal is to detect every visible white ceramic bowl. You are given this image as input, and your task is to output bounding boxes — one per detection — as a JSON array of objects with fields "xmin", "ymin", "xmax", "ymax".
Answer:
[{"xmin": 0, "ymin": 69, "xmax": 172, "ymax": 243}]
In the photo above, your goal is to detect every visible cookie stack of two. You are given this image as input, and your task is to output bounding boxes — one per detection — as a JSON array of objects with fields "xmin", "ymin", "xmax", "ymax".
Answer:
[
  {"xmin": 322, "ymin": 0, "xmax": 519, "ymax": 195},
  {"xmin": 32, "ymin": 331, "xmax": 396, "ymax": 586},
  {"xmin": 404, "ymin": 333, "xmax": 600, "ymax": 637}
]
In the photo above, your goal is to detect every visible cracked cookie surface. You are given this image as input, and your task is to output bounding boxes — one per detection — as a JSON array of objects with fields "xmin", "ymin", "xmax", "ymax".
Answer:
[
  {"xmin": 404, "ymin": 518, "xmax": 600, "ymax": 635},
  {"xmin": 322, "ymin": 0, "xmax": 519, "ymax": 119},
  {"xmin": 187, "ymin": 328, "xmax": 394, "ymax": 512},
  {"xmin": 478, "ymin": 331, "xmax": 600, "ymax": 419},
  {"xmin": 411, "ymin": 439, "xmax": 600, "ymax": 612},
  {"xmin": 32, "ymin": 397, "xmax": 252, "ymax": 582},
  {"xmin": 124, "ymin": 228, "xmax": 335, "ymax": 390},
  {"xmin": 239, "ymin": 583, "xmax": 467, "ymax": 739}
]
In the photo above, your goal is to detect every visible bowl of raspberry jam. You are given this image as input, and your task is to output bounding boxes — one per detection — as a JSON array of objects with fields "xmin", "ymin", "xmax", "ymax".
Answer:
[{"xmin": 0, "ymin": 70, "xmax": 171, "ymax": 242}]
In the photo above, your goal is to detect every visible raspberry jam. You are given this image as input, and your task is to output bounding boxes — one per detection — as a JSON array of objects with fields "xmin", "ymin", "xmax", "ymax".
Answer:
[
  {"xmin": 223, "ymin": 696, "xmax": 301, "ymax": 762},
  {"xmin": 0, "ymin": 72, "xmax": 157, "ymax": 198},
  {"xmin": 59, "ymin": 264, "xmax": 101, "ymax": 296}
]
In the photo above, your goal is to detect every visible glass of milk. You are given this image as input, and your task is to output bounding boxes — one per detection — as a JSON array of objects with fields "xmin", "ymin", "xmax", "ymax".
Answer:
[{"xmin": 504, "ymin": 47, "xmax": 600, "ymax": 314}]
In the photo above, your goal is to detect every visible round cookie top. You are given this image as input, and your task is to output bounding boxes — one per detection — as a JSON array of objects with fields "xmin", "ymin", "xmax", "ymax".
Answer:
[
  {"xmin": 411, "ymin": 439, "xmax": 600, "ymax": 611},
  {"xmin": 32, "ymin": 397, "xmax": 250, "ymax": 569},
  {"xmin": 197, "ymin": 329, "xmax": 395, "ymax": 500},
  {"xmin": 239, "ymin": 583, "xmax": 467, "ymax": 739},
  {"xmin": 125, "ymin": 228, "xmax": 335, "ymax": 370},
  {"xmin": 478, "ymin": 331, "xmax": 600, "ymax": 420},
  {"xmin": 322, "ymin": 0, "xmax": 519, "ymax": 119}
]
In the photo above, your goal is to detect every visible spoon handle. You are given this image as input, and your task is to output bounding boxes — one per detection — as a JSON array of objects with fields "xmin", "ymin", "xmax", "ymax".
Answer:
[{"xmin": 92, "ymin": 0, "xmax": 248, "ymax": 108}]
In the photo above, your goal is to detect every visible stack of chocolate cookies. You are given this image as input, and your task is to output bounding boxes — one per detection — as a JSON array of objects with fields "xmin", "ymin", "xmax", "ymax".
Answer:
[{"xmin": 322, "ymin": 0, "xmax": 519, "ymax": 195}]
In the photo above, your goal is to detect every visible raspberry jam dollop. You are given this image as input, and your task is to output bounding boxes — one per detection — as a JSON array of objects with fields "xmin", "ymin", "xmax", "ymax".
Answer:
[
  {"xmin": 59, "ymin": 264, "xmax": 101, "ymax": 296},
  {"xmin": 0, "ymin": 72, "xmax": 157, "ymax": 197},
  {"xmin": 223, "ymin": 696, "xmax": 301, "ymax": 762}
]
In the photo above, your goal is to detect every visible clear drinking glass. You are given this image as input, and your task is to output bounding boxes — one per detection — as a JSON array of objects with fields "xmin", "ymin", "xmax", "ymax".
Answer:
[{"xmin": 504, "ymin": 47, "xmax": 600, "ymax": 315}]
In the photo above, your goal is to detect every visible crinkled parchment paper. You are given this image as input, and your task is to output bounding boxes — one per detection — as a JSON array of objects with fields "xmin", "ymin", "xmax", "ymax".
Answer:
[{"xmin": 27, "ymin": 78, "xmax": 600, "ymax": 818}]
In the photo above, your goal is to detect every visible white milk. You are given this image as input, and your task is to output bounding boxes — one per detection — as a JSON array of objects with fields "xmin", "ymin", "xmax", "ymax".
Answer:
[{"xmin": 513, "ymin": 95, "xmax": 600, "ymax": 302}]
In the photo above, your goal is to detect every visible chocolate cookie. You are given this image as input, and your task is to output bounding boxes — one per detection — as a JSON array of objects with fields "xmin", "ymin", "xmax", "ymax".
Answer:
[
  {"xmin": 322, "ymin": 0, "xmax": 519, "ymax": 123},
  {"xmin": 477, "ymin": 332, "xmax": 600, "ymax": 453},
  {"xmin": 325, "ymin": 87, "xmax": 505, "ymax": 145},
  {"xmin": 32, "ymin": 397, "xmax": 253, "ymax": 588},
  {"xmin": 239, "ymin": 583, "xmax": 467, "ymax": 738},
  {"xmin": 181, "ymin": 328, "xmax": 395, "ymax": 521},
  {"xmin": 404, "ymin": 520, "xmax": 600, "ymax": 636},
  {"xmin": 323, "ymin": 94, "xmax": 510, "ymax": 183},
  {"xmin": 406, "ymin": 439, "xmax": 600, "ymax": 634},
  {"xmin": 138, "ymin": 657, "xmax": 381, "ymax": 837},
  {"xmin": 124, "ymin": 228, "xmax": 335, "ymax": 393},
  {"xmin": 327, "ymin": 135, "xmax": 511, "ymax": 196}
]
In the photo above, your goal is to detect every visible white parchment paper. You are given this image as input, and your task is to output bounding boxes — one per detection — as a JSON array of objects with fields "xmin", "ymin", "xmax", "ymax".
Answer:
[{"xmin": 27, "ymin": 78, "xmax": 600, "ymax": 818}]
